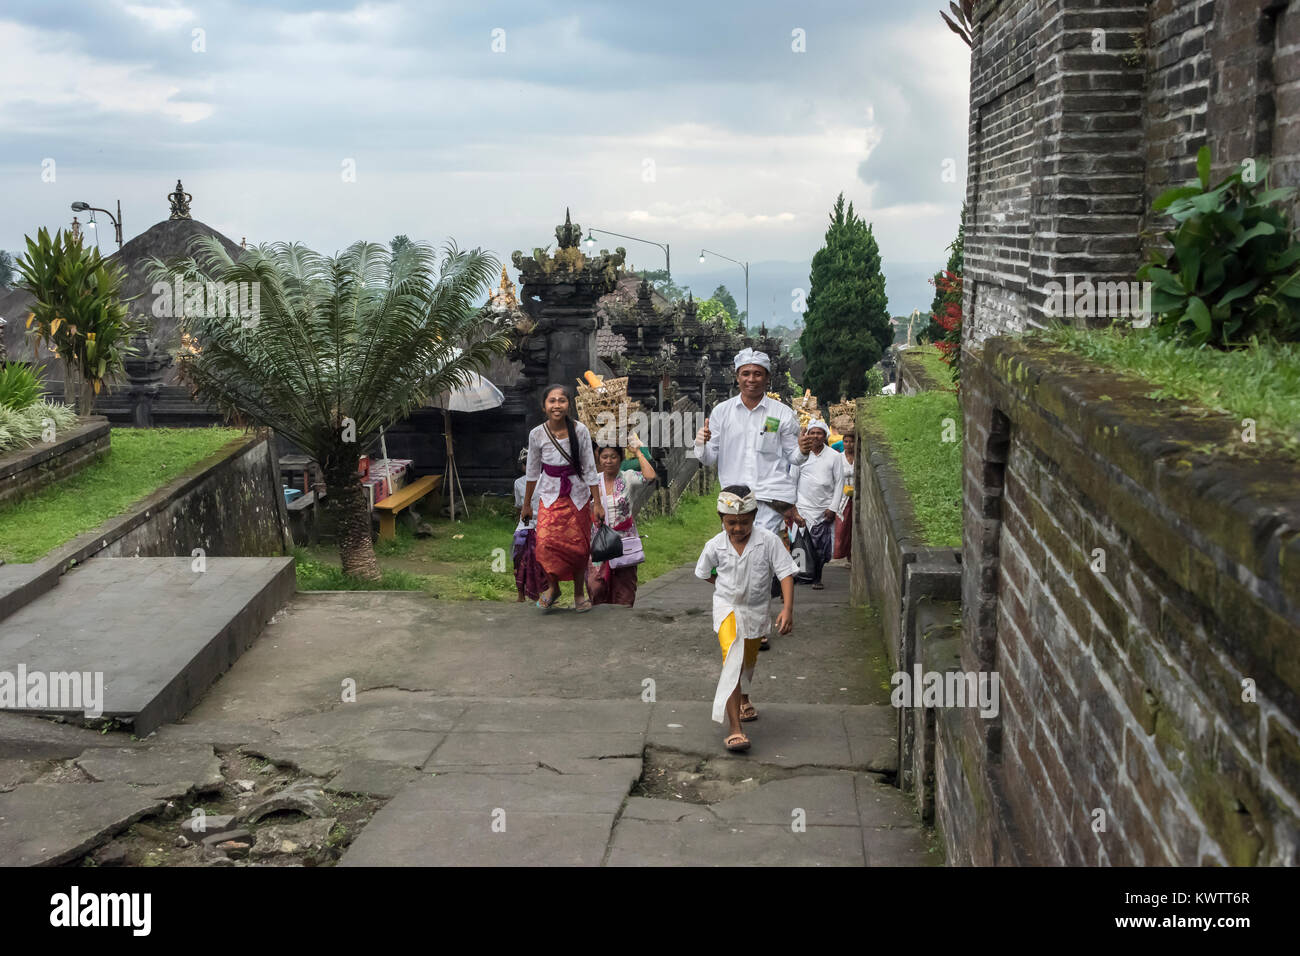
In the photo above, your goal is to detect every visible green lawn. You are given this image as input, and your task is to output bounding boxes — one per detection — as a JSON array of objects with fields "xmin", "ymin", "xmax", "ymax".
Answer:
[
  {"xmin": 0, "ymin": 426, "xmax": 247, "ymax": 563},
  {"xmin": 1037, "ymin": 326, "xmax": 1300, "ymax": 456},
  {"xmin": 860, "ymin": 391, "xmax": 963, "ymax": 547},
  {"xmin": 296, "ymin": 482, "xmax": 724, "ymax": 600}
]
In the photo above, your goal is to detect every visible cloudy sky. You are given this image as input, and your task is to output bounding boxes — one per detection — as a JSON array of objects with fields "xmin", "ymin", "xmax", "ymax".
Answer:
[{"xmin": 0, "ymin": 0, "xmax": 970, "ymax": 317}]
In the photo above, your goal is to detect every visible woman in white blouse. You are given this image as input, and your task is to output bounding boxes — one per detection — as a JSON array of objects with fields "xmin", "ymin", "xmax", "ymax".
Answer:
[{"xmin": 521, "ymin": 385, "xmax": 603, "ymax": 611}]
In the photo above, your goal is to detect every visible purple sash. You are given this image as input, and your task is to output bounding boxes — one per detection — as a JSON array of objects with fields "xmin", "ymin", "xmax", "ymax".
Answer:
[{"xmin": 542, "ymin": 461, "xmax": 576, "ymax": 498}]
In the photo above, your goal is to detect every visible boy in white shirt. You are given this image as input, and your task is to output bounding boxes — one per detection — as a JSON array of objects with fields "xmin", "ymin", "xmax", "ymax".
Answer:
[{"xmin": 695, "ymin": 485, "xmax": 797, "ymax": 753}]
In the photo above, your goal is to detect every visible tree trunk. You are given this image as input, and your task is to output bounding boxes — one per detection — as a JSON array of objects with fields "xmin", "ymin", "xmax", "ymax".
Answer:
[
  {"xmin": 322, "ymin": 450, "xmax": 380, "ymax": 581},
  {"xmin": 62, "ymin": 358, "xmax": 76, "ymax": 409}
]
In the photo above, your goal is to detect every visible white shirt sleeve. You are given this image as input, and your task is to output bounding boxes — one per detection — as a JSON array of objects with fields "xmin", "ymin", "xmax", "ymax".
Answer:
[
  {"xmin": 525, "ymin": 428, "xmax": 542, "ymax": 482},
  {"xmin": 694, "ymin": 403, "xmax": 722, "ymax": 465},
  {"xmin": 695, "ymin": 538, "xmax": 719, "ymax": 580}
]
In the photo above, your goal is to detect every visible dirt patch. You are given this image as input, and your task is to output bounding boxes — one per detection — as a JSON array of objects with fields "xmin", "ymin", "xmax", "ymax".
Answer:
[
  {"xmin": 632, "ymin": 746, "xmax": 816, "ymax": 804},
  {"xmin": 77, "ymin": 749, "xmax": 386, "ymax": 868}
]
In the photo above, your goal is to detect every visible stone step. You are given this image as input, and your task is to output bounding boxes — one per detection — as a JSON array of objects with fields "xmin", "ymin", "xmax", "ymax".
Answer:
[{"xmin": 0, "ymin": 556, "xmax": 294, "ymax": 735}]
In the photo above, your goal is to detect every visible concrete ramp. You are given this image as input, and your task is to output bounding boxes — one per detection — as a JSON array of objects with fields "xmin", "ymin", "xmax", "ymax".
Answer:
[{"xmin": 0, "ymin": 557, "xmax": 294, "ymax": 735}]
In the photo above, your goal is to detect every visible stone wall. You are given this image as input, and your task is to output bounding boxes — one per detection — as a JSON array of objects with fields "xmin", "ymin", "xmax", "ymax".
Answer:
[
  {"xmin": 0, "ymin": 417, "xmax": 110, "ymax": 508},
  {"xmin": 952, "ymin": 337, "xmax": 1300, "ymax": 866},
  {"xmin": 964, "ymin": 0, "xmax": 1300, "ymax": 345},
  {"xmin": 851, "ymin": 403, "xmax": 962, "ymax": 805},
  {"xmin": 101, "ymin": 433, "xmax": 290, "ymax": 560}
]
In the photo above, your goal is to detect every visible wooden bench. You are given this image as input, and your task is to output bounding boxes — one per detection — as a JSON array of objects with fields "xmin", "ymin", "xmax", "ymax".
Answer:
[{"xmin": 373, "ymin": 474, "xmax": 442, "ymax": 540}]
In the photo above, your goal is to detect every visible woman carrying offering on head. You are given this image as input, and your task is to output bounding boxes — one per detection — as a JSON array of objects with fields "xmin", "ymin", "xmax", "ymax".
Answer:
[
  {"xmin": 521, "ymin": 385, "xmax": 603, "ymax": 612},
  {"xmin": 587, "ymin": 436, "xmax": 656, "ymax": 608}
]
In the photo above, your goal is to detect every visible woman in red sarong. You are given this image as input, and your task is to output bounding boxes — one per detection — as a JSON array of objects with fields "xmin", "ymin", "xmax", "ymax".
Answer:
[
  {"xmin": 520, "ymin": 385, "xmax": 602, "ymax": 611},
  {"xmin": 833, "ymin": 432, "xmax": 856, "ymax": 562}
]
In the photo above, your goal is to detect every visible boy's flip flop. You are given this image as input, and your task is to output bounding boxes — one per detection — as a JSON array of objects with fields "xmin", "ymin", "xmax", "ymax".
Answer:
[
  {"xmin": 739, "ymin": 701, "xmax": 759, "ymax": 722},
  {"xmin": 724, "ymin": 733, "xmax": 751, "ymax": 753},
  {"xmin": 759, "ymin": 637, "xmax": 770, "ymax": 651}
]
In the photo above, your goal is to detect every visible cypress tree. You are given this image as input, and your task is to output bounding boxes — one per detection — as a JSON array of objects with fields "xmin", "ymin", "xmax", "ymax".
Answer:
[{"xmin": 799, "ymin": 193, "xmax": 892, "ymax": 402}]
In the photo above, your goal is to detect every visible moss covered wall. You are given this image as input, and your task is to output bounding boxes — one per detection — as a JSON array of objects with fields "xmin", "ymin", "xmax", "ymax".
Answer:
[{"xmin": 951, "ymin": 336, "xmax": 1300, "ymax": 866}]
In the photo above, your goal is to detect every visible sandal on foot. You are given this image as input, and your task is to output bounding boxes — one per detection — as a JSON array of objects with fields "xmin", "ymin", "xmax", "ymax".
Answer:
[
  {"xmin": 536, "ymin": 588, "xmax": 559, "ymax": 610},
  {"xmin": 724, "ymin": 732, "xmax": 751, "ymax": 753},
  {"xmin": 759, "ymin": 637, "xmax": 771, "ymax": 651},
  {"xmin": 574, "ymin": 597, "xmax": 593, "ymax": 613},
  {"xmin": 811, "ymin": 582, "xmax": 825, "ymax": 590},
  {"xmin": 739, "ymin": 701, "xmax": 759, "ymax": 722}
]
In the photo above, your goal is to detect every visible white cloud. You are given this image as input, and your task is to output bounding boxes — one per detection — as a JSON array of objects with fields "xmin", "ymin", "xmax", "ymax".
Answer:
[
  {"xmin": 0, "ymin": 21, "xmax": 213, "ymax": 123},
  {"xmin": 121, "ymin": 3, "xmax": 196, "ymax": 31}
]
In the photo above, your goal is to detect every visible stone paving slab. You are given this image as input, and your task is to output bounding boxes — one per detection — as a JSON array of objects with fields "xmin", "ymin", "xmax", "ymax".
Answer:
[
  {"xmin": 450, "ymin": 698, "xmax": 652, "ymax": 735},
  {"xmin": 0, "ymin": 713, "xmax": 119, "ymax": 760},
  {"xmin": 646, "ymin": 700, "xmax": 894, "ymax": 769},
  {"xmin": 325, "ymin": 759, "xmax": 423, "ymax": 799},
  {"xmin": 424, "ymin": 732, "xmax": 646, "ymax": 773},
  {"xmin": 74, "ymin": 745, "xmax": 224, "ymax": 800},
  {"xmin": 706, "ymin": 773, "xmax": 861, "ymax": 827},
  {"xmin": 340, "ymin": 808, "xmax": 617, "ymax": 867},
  {"xmin": 0, "ymin": 783, "xmax": 166, "ymax": 866},
  {"xmin": 854, "ymin": 774, "xmax": 922, "ymax": 829},
  {"xmin": 606, "ymin": 819, "xmax": 867, "ymax": 867},
  {"xmin": 863, "ymin": 824, "xmax": 937, "ymax": 866}
]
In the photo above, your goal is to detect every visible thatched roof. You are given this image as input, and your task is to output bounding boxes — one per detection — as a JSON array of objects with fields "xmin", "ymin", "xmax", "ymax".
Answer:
[{"xmin": 0, "ymin": 203, "xmax": 242, "ymax": 373}]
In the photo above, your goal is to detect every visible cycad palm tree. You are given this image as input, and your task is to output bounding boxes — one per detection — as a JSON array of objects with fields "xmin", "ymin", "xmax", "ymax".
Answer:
[{"xmin": 152, "ymin": 237, "xmax": 511, "ymax": 580}]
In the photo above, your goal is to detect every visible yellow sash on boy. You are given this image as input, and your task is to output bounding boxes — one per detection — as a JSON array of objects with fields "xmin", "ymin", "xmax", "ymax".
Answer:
[{"xmin": 717, "ymin": 611, "xmax": 738, "ymax": 659}]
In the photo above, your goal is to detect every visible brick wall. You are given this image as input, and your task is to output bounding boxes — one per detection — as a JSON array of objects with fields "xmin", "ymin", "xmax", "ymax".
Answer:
[
  {"xmin": 950, "ymin": 338, "xmax": 1300, "ymax": 866},
  {"xmin": 966, "ymin": 0, "xmax": 1300, "ymax": 344}
]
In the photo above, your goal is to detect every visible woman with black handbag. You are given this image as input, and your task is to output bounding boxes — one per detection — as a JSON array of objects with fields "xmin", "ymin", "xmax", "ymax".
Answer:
[
  {"xmin": 587, "ymin": 436, "xmax": 657, "ymax": 607},
  {"xmin": 521, "ymin": 385, "xmax": 603, "ymax": 612}
]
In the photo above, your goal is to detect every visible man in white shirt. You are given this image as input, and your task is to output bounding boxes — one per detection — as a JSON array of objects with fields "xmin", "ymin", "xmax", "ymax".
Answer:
[
  {"xmin": 693, "ymin": 348, "xmax": 813, "ymax": 533},
  {"xmin": 792, "ymin": 419, "xmax": 844, "ymax": 589}
]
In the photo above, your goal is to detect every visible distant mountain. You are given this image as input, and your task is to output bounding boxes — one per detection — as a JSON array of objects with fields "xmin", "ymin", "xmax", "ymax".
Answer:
[{"xmin": 668, "ymin": 259, "xmax": 938, "ymax": 330}]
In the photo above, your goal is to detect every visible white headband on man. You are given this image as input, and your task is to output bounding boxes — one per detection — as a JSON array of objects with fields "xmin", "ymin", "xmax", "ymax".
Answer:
[
  {"xmin": 807, "ymin": 419, "xmax": 830, "ymax": 435},
  {"xmin": 717, "ymin": 489, "xmax": 758, "ymax": 514},
  {"xmin": 733, "ymin": 348, "xmax": 771, "ymax": 373}
]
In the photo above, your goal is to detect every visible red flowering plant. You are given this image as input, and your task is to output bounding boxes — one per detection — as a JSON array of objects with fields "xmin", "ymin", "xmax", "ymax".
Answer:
[{"xmin": 929, "ymin": 268, "xmax": 963, "ymax": 387}]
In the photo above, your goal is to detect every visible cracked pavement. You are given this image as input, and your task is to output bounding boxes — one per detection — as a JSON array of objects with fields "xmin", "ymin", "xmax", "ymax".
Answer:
[{"xmin": 0, "ymin": 565, "xmax": 937, "ymax": 866}]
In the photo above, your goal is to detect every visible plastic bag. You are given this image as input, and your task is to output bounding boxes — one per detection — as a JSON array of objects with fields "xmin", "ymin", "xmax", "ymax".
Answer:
[{"xmin": 590, "ymin": 521, "xmax": 625, "ymax": 563}]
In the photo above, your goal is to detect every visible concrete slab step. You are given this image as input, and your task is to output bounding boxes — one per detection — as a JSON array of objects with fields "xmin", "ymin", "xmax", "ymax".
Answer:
[{"xmin": 0, "ymin": 556, "xmax": 294, "ymax": 735}]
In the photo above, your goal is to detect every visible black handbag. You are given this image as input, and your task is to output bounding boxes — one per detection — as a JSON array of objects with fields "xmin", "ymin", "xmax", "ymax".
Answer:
[{"xmin": 590, "ymin": 521, "xmax": 625, "ymax": 563}]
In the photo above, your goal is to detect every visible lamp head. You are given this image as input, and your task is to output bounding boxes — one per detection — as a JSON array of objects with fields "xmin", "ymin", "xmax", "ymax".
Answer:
[
  {"xmin": 71, "ymin": 201, "xmax": 90, "ymax": 211},
  {"xmin": 698, "ymin": 251, "xmax": 706, "ymax": 263}
]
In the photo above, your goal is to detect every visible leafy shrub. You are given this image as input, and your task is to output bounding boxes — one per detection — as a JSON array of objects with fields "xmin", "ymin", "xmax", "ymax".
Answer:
[
  {"xmin": 1138, "ymin": 146, "xmax": 1300, "ymax": 347},
  {"xmin": 0, "ymin": 362, "xmax": 43, "ymax": 411},
  {"xmin": 0, "ymin": 400, "xmax": 78, "ymax": 453}
]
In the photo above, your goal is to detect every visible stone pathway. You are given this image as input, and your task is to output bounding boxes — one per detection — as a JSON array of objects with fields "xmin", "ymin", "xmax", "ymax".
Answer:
[{"xmin": 0, "ymin": 564, "xmax": 938, "ymax": 866}]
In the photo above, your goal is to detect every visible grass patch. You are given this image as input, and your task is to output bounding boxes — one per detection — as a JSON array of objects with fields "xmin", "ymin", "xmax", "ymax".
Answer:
[
  {"xmin": 860, "ymin": 391, "xmax": 962, "ymax": 548},
  {"xmin": 903, "ymin": 344, "xmax": 955, "ymax": 390},
  {"xmin": 0, "ymin": 426, "xmax": 246, "ymax": 563},
  {"xmin": 295, "ymin": 482, "xmax": 725, "ymax": 599},
  {"xmin": 1036, "ymin": 326, "xmax": 1300, "ymax": 456}
]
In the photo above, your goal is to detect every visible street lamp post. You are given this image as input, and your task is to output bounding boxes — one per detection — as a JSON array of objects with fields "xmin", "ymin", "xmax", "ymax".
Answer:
[
  {"xmin": 71, "ymin": 200, "xmax": 123, "ymax": 250},
  {"xmin": 584, "ymin": 228, "xmax": 669, "ymax": 277},
  {"xmin": 698, "ymin": 249, "xmax": 748, "ymax": 331}
]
